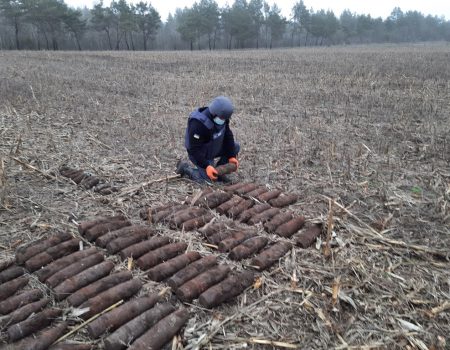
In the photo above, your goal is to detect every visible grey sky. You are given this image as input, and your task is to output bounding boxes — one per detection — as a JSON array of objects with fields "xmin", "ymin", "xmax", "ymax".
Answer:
[{"xmin": 67, "ymin": 0, "xmax": 450, "ymax": 21}]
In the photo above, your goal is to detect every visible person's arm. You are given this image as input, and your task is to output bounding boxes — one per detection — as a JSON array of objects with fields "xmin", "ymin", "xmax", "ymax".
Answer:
[{"xmin": 187, "ymin": 119, "xmax": 211, "ymax": 169}]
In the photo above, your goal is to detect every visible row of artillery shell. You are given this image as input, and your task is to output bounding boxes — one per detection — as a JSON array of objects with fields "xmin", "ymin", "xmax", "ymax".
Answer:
[
  {"xmin": 145, "ymin": 194, "xmax": 304, "ymax": 238},
  {"xmin": 143, "ymin": 251, "xmax": 256, "ymax": 309},
  {"xmin": 60, "ymin": 166, "xmax": 99, "ymax": 189},
  {"xmin": 26, "ymin": 242, "xmax": 143, "ymax": 319},
  {"xmin": 198, "ymin": 222, "xmax": 293, "ymax": 267},
  {"xmin": 223, "ymin": 182, "xmax": 299, "ymax": 208},
  {"xmin": 192, "ymin": 189, "xmax": 305, "ymax": 237},
  {"xmin": 171, "ymin": 263, "xmax": 255, "ymax": 307},
  {"xmin": 0, "ymin": 267, "xmax": 67, "ymax": 346},
  {"xmin": 140, "ymin": 204, "xmax": 215, "ymax": 232},
  {"xmin": 87, "ymin": 293, "xmax": 189, "ymax": 350},
  {"xmin": 59, "ymin": 166, "xmax": 118, "ymax": 194},
  {"xmin": 7, "ymin": 321, "xmax": 69, "ymax": 350},
  {"xmin": 12, "ymin": 231, "xmax": 144, "ymax": 321}
]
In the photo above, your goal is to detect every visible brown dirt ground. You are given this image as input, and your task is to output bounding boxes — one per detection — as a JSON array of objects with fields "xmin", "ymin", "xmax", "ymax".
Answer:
[{"xmin": 0, "ymin": 44, "xmax": 449, "ymax": 349}]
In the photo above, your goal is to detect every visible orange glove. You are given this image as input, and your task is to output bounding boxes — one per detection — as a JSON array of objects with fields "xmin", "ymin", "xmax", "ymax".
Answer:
[
  {"xmin": 206, "ymin": 165, "xmax": 218, "ymax": 181},
  {"xmin": 228, "ymin": 157, "xmax": 239, "ymax": 171}
]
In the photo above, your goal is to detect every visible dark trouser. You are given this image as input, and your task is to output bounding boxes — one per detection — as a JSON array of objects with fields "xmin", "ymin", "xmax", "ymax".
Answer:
[{"xmin": 188, "ymin": 143, "xmax": 240, "ymax": 183}]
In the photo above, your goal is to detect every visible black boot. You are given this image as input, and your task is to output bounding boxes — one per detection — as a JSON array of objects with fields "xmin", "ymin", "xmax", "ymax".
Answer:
[
  {"xmin": 176, "ymin": 160, "xmax": 206, "ymax": 184},
  {"xmin": 176, "ymin": 160, "xmax": 190, "ymax": 176}
]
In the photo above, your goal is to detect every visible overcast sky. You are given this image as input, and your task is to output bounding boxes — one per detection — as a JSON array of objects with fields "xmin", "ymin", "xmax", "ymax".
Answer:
[{"xmin": 67, "ymin": 0, "xmax": 450, "ymax": 21}]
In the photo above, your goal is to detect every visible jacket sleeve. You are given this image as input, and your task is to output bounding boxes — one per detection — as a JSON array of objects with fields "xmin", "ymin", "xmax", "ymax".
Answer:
[
  {"xmin": 187, "ymin": 119, "xmax": 211, "ymax": 169},
  {"xmin": 222, "ymin": 121, "xmax": 237, "ymax": 158}
]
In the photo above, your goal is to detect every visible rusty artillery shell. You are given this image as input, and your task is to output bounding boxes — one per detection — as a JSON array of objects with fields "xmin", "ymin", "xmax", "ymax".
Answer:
[
  {"xmin": 169, "ymin": 207, "xmax": 208, "ymax": 228},
  {"xmin": 248, "ymin": 187, "xmax": 269, "ymax": 198},
  {"xmin": 176, "ymin": 265, "xmax": 230, "ymax": 302},
  {"xmin": 49, "ymin": 343, "xmax": 93, "ymax": 350},
  {"xmin": 238, "ymin": 203, "xmax": 271, "ymax": 223},
  {"xmin": 251, "ymin": 241, "xmax": 292, "ymax": 270},
  {"xmin": 62, "ymin": 169, "xmax": 82, "ymax": 180},
  {"xmin": 16, "ymin": 232, "xmax": 73, "ymax": 265},
  {"xmin": 119, "ymin": 236, "xmax": 170, "ymax": 260},
  {"xmin": 79, "ymin": 279, "xmax": 142, "ymax": 320},
  {"xmin": 182, "ymin": 213, "xmax": 214, "ymax": 231},
  {"xmin": 78, "ymin": 175, "xmax": 91, "ymax": 186},
  {"xmin": 223, "ymin": 182, "xmax": 250, "ymax": 193},
  {"xmin": 65, "ymin": 168, "xmax": 82, "ymax": 180},
  {"xmin": 9, "ymin": 322, "xmax": 68, "ymax": 350},
  {"xmin": 0, "ymin": 265, "xmax": 24, "ymax": 283},
  {"xmin": 54, "ymin": 260, "xmax": 115, "ymax": 300},
  {"xmin": 218, "ymin": 231, "xmax": 258, "ymax": 252},
  {"xmin": 7, "ymin": 307, "xmax": 62, "ymax": 342},
  {"xmin": 46, "ymin": 238, "xmax": 80, "ymax": 257},
  {"xmin": 68, "ymin": 271, "xmax": 132, "ymax": 307},
  {"xmin": 106, "ymin": 228, "xmax": 154, "ymax": 254},
  {"xmin": 46, "ymin": 252, "xmax": 105, "ymax": 288},
  {"xmin": 73, "ymin": 171, "xmax": 90, "ymax": 184},
  {"xmin": 247, "ymin": 208, "xmax": 281, "ymax": 225},
  {"xmin": 147, "ymin": 252, "xmax": 201, "ymax": 282},
  {"xmin": 207, "ymin": 229, "xmax": 234, "ymax": 245},
  {"xmin": 0, "ymin": 276, "xmax": 28, "ymax": 301},
  {"xmin": 87, "ymin": 294, "xmax": 160, "ymax": 339},
  {"xmin": 151, "ymin": 204, "xmax": 188, "ymax": 224},
  {"xmin": 0, "ymin": 257, "xmax": 15, "ymax": 272},
  {"xmin": 136, "ymin": 242, "xmax": 187, "ymax": 270},
  {"xmin": 269, "ymin": 193, "xmax": 299, "ymax": 208},
  {"xmin": 64, "ymin": 169, "xmax": 83, "ymax": 179},
  {"xmin": 0, "ymin": 288, "xmax": 43, "ymax": 315},
  {"xmin": 257, "ymin": 189, "xmax": 282, "ymax": 202},
  {"xmin": 96, "ymin": 225, "xmax": 152, "ymax": 248},
  {"xmin": 196, "ymin": 191, "xmax": 233, "ymax": 209},
  {"xmin": 189, "ymin": 187, "xmax": 214, "ymax": 205},
  {"xmin": 216, "ymin": 196, "xmax": 244, "ymax": 215},
  {"xmin": 294, "ymin": 224, "xmax": 322, "ymax": 248},
  {"xmin": 264, "ymin": 212, "xmax": 294, "ymax": 233},
  {"xmin": 229, "ymin": 236, "xmax": 269, "ymax": 261},
  {"xmin": 199, "ymin": 221, "xmax": 237, "ymax": 238},
  {"xmin": 166, "ymin": 255, "xmax": 217, "ymax": 289},
  {"xmin": 227, "ymin": 199, "xmax": 254, "ymax": 219},
  {"xmin": 78, "ymin": 215, "xmax": 127, "ymax": 235},
  {"xmin": 37, "ymin": 247, "xmax": 98, "ymax": 282},
  {"xmin": 235, "ymin": 183, "xmax": 259, "ymax": 195},
  {"xmin": 84, "ymin": 220, "xmax": 132, "ymax": 242},
  {"xmin": 215, "ymin": 163, "xmax": 237, "ymax": 176},
  {"xmin": 199, "ymin": 270, "xmax": 255, "ymax": 308},
  {"xmin": 223, "ymin": 182, "xmax": 250, "ymax": 192},
  {"xmin": 0, "ymin": 298, "xmax": 49, "ymax": 327},
  {"xmin": 127, "ymin": 308, "xmax": 189, "ymax": 350},
  {"xmin": 106, "ymin": 305, "xmax": 173, "ymax": 349},
  {"xmin": 150, "ymin": 203, "xmax": 175, "ymax": 215},
  {"xmin": 81, "ymin": 176, "xmax": 100, "ymax": 189},
  {"xmin": 25, "ymin": 238, "xmax": 80, "ymax": 272},
  {"xmin": 245, "ymin": 186, "xmax": 269, "ymax": 198},
  {"xmin": 139, "ymin": 203, "xmax": 174, "ymax": 221},
  {"xmin": 61, "ymin": 168, "xmax": 82, "ymax": 179},
  {"xmin": 104, "ymin": 302, "xmax": 176, "ymax": 350},
  {"xmin": 72, "ymin": 172, "xmax": 88, "ymax": 184},
  {"xmin": 275, "ymin": 216, "xmax": 306, "ymax": 237},
  {"xmin": 59, "ymin": 166, "xmax": 78, "ymax": 177}
]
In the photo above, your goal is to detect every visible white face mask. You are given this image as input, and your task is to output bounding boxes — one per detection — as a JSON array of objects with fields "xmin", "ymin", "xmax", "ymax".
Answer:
[{"xmin": 213, "ymin": 117, "xmax": 225, "ymax": 125}]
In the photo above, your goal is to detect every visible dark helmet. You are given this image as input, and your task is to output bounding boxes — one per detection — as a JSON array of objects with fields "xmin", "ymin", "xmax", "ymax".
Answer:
[{"xmin": 208, "ymin": 96, "xmax": 234, "ymax": 119}]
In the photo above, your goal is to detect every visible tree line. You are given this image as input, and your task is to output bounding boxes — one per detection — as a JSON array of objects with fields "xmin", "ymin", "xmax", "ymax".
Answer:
[{"xmin": 0, "ymin": 0, "xmax": 449, "ymax": 50}]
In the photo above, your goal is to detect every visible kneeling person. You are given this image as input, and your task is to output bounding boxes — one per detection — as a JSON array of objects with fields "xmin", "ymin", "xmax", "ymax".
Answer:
[{"xmin": 177, "ymin": 96, "xmax": 239, "ymax": 183}]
